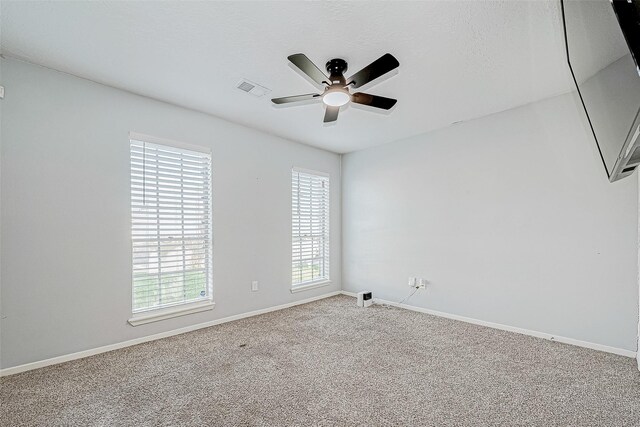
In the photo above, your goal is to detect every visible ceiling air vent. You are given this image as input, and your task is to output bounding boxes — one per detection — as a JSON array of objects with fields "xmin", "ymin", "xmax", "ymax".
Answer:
[{"xmin": 236, "ymin": 79, "xmax": 270, "ymax": 97}]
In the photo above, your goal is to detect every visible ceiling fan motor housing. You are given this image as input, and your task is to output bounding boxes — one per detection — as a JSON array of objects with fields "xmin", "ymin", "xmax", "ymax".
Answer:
[{"xmin": 326, "ymin": 58, "xmax": 348, "ymax": 83}]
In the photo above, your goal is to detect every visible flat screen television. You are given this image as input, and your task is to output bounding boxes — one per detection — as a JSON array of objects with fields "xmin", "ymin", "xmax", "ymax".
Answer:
[{"xmin": 561, "ymin": 0, "xmax": 640, "ymax": 182}]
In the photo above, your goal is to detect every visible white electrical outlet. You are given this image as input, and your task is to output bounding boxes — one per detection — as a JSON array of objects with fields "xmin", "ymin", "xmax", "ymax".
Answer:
[
  {"xmin": 408, "ymin": 277, "xmax": 417, "ymax": 287},
  {"xmin": 417, "ymin": 278, "xmax": 428, "ymax": 289},
  {"xmin": 251, "ymin": 281, "xmax": 259, "ymax": 292},
  {"xmin": 0, "ymin": 86, "xmax": 4, "ymax": 99}
]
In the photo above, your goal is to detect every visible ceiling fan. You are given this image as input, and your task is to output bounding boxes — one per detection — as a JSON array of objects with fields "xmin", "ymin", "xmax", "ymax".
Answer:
[{"xmin": 271, "ymin": 53, "xmax": 399, "ymax": 123}]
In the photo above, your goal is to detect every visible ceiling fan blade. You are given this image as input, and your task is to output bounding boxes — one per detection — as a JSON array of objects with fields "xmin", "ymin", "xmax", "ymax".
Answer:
[
  {"xmin": 352, "ymin": 93, "xmax": 397, "ymax": 110},
  {"xmin": 271, "ymin": 93, "xmax": 321, "ymax": 104},
  {"xmin": 324, "ymin": 106, "xmax": 339, "ymax": 123},
  {"xmin": 347, "ymin": 53, "xmax": 399, "ymax": 89},
  {"xmin": 288, "ymin": 54, "xmax": 329, "ymax": 86}
]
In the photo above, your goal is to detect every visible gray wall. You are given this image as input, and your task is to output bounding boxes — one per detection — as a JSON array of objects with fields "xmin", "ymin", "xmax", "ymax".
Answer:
[
  {"xmin": 342, "ymin": 92, "xmax": 638, "ymax": 352},
  {"xmin": 0, "ymin": 58, "xmax": 341, "ymax": 369}
]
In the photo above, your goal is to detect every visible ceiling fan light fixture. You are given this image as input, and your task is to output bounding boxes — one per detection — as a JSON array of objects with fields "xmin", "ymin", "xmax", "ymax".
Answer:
[{"xmin": 322, "ymin": 89, "xmax": 351, "ymax": 107}]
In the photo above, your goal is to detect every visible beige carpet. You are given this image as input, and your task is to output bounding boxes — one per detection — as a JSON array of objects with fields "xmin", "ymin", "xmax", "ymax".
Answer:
[{"xmin": 1, "ymin": 295, "xmax": 639, "ymax": 426}]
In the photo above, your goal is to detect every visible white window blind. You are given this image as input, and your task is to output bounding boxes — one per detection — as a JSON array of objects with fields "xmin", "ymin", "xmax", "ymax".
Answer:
[
  {"xmin": 130, "ymin": 137, "xmax": 213, "ymax": 313},
  {"xmin": 292, "ymin": 168, "xmax": 330, "ymax": 287}
]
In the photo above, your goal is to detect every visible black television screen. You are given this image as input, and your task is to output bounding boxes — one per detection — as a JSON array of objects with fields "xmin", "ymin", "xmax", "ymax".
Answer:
[{"xmin": 561, "ymin": 0, "xmax": 640, "ymax": 182}]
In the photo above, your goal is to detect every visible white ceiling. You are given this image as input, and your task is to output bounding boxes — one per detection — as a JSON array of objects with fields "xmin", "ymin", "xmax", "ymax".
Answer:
[{"xmin": 1, "ymin": 0, "xmax": 576, "ymax": 153}]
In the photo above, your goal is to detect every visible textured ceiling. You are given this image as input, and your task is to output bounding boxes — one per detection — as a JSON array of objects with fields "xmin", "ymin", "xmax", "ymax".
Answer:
[{"xmin": 1, "ymin": 1, "xmax": 577, "ymax": 153}]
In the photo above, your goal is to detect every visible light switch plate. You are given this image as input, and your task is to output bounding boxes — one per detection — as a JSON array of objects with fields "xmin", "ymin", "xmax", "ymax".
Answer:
[
  {"xmin": 0, "ymin": 86, "xmax": 4, "ymax": 99},
  {"xmin": 251, "ymin": 281, "xmax": 259, "ymax": 292}
]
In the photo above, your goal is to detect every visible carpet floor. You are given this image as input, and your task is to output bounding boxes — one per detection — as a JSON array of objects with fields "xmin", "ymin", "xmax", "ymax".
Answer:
[{"xmin": 1, "ymin": 295, "xmax": 639, "ymax": 426}]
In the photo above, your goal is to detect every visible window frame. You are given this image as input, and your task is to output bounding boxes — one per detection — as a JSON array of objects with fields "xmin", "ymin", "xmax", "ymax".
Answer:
[
  {"xmin": 127, "ymin": 132, "xmax": 214, "ymax": 326},
  {"xmin": 291, "ymin": 167, "xmax": 331, "ymax": 293}
]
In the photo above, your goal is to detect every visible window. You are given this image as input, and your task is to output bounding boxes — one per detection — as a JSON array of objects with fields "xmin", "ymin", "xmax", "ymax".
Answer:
[
  {"xmin": 291, "ymin": 168, "xmax": 330, "ymax": 290},
  {"xmin": 129, "ymin": 134, "xmax": 213, "ymax": 320}
]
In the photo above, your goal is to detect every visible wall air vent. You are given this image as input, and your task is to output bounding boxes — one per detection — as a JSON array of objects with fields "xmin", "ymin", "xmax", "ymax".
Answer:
[{"xmin": 236, "ymin": 79, "xmax": 271, "ymax": 97}]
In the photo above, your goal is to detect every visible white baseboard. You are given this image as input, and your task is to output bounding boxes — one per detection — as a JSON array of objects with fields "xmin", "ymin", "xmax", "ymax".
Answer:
[
  {"xmin": 0, "ymin": 291, "xmax": 342, "ymax": 377},
  {"xmin": 373, "ymin": 297, "xmax": 637, "ymax": 359},
  {"xmin": 4, "ymin": 291, "xmax": 633, "ymax": 377}
]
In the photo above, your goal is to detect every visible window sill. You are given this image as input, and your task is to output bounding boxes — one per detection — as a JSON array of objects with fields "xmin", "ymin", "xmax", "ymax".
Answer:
[
  {"xmin": 290, "ymin": 280, "xmax": 332, "ymax": 294},
  {"xmin": 128, "ymin": 300, "xmax": 215, "ymax": 326}
]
